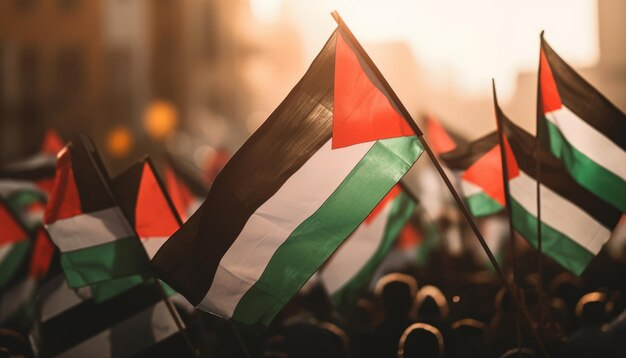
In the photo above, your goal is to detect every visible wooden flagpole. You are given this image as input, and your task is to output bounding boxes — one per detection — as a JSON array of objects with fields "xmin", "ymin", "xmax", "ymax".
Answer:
[
  {"xmin": 330, "ymin": 12, "xmax": 547, "ymax": 356},
  {"xmin": 535, "ymin": 32, "xmax": 546, "ymax": 328}
]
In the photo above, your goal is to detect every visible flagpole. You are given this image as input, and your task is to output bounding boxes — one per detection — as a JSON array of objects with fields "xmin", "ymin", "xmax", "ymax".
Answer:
[
  {"xmin": 330, "ymin": 12, "xmax": 547, "ymax": 356},
  {"xmin": 81, "ymin": 137, "xmax": 198, "ymax": 356},
  {"xmin": 145, "ymin": 156, "xmax": 184, "ymax": 226},
  {"xmin": 492, "ymin": 80, "xmax": 524, "ymax": 355},
  {"xmin": 535, "ymin": 32, "xmax": 546, "ymax": 328}
]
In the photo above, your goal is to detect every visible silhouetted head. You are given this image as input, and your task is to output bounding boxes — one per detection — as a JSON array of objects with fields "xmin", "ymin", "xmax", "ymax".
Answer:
[
  {"xmin": 576, "ymin": 292, "xmax": 608, "ymax": 326},
  {"xmin": 413, "ymin": 285, "xmax": 449, "ymax": 323},
  {"xmin": 398, "ymin": 323, "xmax": 443, "ymax": 358},
  {"xmin": 448, "ymin": 318, "xmax": 487, "ymax": 357},
  {"xmin": 375, "ymin": 273, "xmax": 417, "ymax": 320},
  {"xmin": 549, "ymin": 273, "xmax": 583, "ymax": 312}
]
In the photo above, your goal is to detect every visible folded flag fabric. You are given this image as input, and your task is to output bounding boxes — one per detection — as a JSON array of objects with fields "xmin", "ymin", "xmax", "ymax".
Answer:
[
  {"xmin": 44, "ymin": 136, "xmax": 148, "ymax": 288},
  {"xmin": 538, "ymin": 36, "xmax": 626, "ymax": 213},
  {"xmin": 495, "ymin": 91, "xmax": 622, "ymax": 275},
  {"xmin": 152, "ymin": 25, "xmax": 424, "ymax": 330},
  {"xmin": 34, "ymin": 274, "xmax": 190, "ymax": 358},
  {"xmin": 440, "ymin": 132, "xmax": 506, "ymax": 217},
  {"xmin": 320, "ymin": 185, "xmax": 417, "ymax": 310},
  {"xmin": 163, "ymin": 154, "xmax": 209, "ymax": 222}
]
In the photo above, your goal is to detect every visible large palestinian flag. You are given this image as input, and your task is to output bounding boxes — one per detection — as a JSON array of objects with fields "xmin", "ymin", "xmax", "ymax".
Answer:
[
  {"xmin": 440, "ymin": 132, "xmax": 506, "ymax": 217},
  {"xmin": 44, "ymin": 137, "xmax": 148, "ymax": 288},
  {"xmin": 320, "ymin": 185, "xmax": 416, "ymax": 310},
  {"xmin": 35, "ymin": 274, "xmax": 190, "ymax": 358},
  {"xmin": 0, "ymin": 198, "xmax": 30, "ymax": 290},
  {"xmin": 152, "ymin": 25, "xmax": 424, "ymax": 330},
  {"xmin": 495, "ymin": 92, "xmax": 621, "ymax": 275},
  {"xmin": 538, "ymin": 36, "xmax": 626, "ymax": 213}
]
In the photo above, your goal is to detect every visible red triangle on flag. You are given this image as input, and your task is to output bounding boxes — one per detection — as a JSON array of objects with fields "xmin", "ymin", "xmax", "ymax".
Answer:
[
  {"xmin": 0, "ymin": 203, "xmax": 27, "ymax": 246},
  {"xmin": 44, "ymin": 148, "xmax": 82, "ymax": 223},
  {"xmin": 539, "ymin": 49, "xmax": 563, "ymax": 113},
  {"xmin": 29, "ymin": 227, "xmax": 54, "ymax": 278},
  {"xmin": 164, "ymin": 165, "xmax": 194, "ymax": 221},
  {"xmin": 332, "ymin": 31, "xmax": 414, "ymax": 149},
  {"xmin": 135, "ymin": 163, "xmax": 180, "ymax": 238},
  {"xmin": 426, "ymin": 116, "xmax": 457, "ymax": 155},
  {"xmin": 41, "ymin": 130, "xmax": 65, "ymax": 156}
]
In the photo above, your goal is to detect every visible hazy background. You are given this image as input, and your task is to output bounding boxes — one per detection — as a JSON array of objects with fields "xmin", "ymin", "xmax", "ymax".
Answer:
[{"xmin": 0, "ymin": 0, "xmax": 624, "ymax": 176}]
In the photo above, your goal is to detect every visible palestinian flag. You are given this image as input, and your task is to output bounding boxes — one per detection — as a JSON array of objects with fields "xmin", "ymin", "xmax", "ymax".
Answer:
[
  {"xmin": 44, "ymin": 136, "xmax": 148, "ymax": 288},
  {"xmin": 163, "ymin": 154, "xmax": 209, "ymax": 221},
  {"xmin": 0, "ymin": 198, "xmax": 31, "ymax": 290},
  {"xmin": 439, "ymin": 132, "xmax": 506, "ymax": 217},
  {"xmin": 113, "ymin": 158, "xmax": 182, "ymax": 259},
  {"xmin": 35, "ymin": 275, "xmax": 190, "ymax": 358},
  {"xmin": 320, "ymin": 185, "xmax": 416, "ymax": 310},
  {"xmin": 0, "ymin": 227, "xmax": 54, "ymax": 325},
  {"xmin": 538, "ymin": 36, "xmax": 626, "ymax": 212},
  {"xmin": 424, "ymin": 115, "xmax": 458, "ymax": 155},
  {"xmin": 152, "ymin": 24, "xmax": 424, "ymax": 330},
  {"xmin": 495, "ymin": 90, "xmax": 622, "ymax": 275}
]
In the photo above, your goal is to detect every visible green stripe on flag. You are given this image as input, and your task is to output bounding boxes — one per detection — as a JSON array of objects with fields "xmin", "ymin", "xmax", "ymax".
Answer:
[
  {"xmin": 465, "ymin": 192, "xmax": 503, "ymax": 218},
  {"xmin": 61, "ymin": 237, "xmax": 148, "ymax": 288},
  {"xmin": 232, "ymin": 136, "xmax": 423, "ymax": 330},
  {"xmin": 510, "ymin": 199, "xmax": 594, "ymax": 275},
  {"xmin": 0, "ymin": 241, "xmax": 31, "ymax": 290},
  {"xmin": 545, "ymin": 119, "xmax": 626, "ymax": 213},
  {"xmin": 332, "ymin": 191, "xmax": 416, "ymax": 311}
]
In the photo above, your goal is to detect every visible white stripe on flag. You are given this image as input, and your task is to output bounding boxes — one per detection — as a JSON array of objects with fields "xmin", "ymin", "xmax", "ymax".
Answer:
[
  {"xmin": 460, "ymin": 179, "xmax": 483, "ymax": 196},
  {"xmin": 2, "ymin": 154, "xmax": 54, "ymax": 171},
  {"xmin": 320, "ymin": 202, "xmax": 392, "ymax": 295},
  {"xmin": 199, "ymin": 139, "xmax": 376, "ymax": 317},
  {"xmin": 546, "ymin": 107, "xmax": 626, "ymax": 180},
  {"xmin": 45, "ymin": 207, "xmax": 135, "ymax": 252},
  {"xmin": 0, "ymin": 244, "xmax": 12, "ymax": 264},
  {"xmin": 40, "ymin": 276, "xmax": 91, "ymax": 322},
  {"xmin": 509, "ymin": 171, "xmax": 610, "ymax": 254},
  {"xmin": 0, "ymin": 180, "xmax": 40, "ymax": 196},
  {"xmin": 56, "ymin": 301, "xmax": 178, "ymax": 358},
  {"xmin": 141, "ymin": 237, "xmax": 169, "ymax": 260}
]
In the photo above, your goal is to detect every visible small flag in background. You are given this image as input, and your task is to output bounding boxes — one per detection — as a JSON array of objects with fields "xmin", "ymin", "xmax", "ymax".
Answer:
[
  {"xmin": 538, "ymin": 35, "xmax": 626, "ymax": 213},
  {"xmin": 320, "ymin": 185, "xmax": 417, "ymax": 311},
  {"xmin": 494, "ymin": 90, "xmax": 622, "ymax": 275},
  {"xmin": 152, "ymin": 24, "xmax": 424, "ymax": 331},
  {"xmin": 440, "ymin": 132, "xmax": 507, "ymax": 217},
  {"xmin": 113, "ymin": 157, "xmax": 181, "ymax": 259},
  {"xmin": 44, "ymin": 136, "xmax": 148, "ymax": 288},
  {"xmin": 0, "ymin": 198, "xmax": 31, "ymax": 291}
]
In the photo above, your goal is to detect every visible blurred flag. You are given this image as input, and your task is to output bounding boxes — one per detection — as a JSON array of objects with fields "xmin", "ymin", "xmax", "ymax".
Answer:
[
  {"xmin": 424, "ymin": 115, "xmax": 460, "ymax": 155},
  {"xmin": 0, "ymin": 198, "xmax": 31, "ymax": 291},
  {"xmin": 440, "ymin": 132, "xmax": 506, "ymax": 217},
  {"xmin": 0, "ymin": 130, "xmax": 64, "ymax": 229},
  {"xmin": 44, "ymin": 136, "xmax": 148, "ymax": 288},
  {"xmin": 152, "ymin": 25, "xmax": 424, "ymax": 330},
  {"xmin": 163, "ymin": 154, "xmax": 209, "ymax": 221},
  {"xmin": 203, "ymin": 147, "xmax": 230, "ymax": 185},
  {"xmin": 34, "ymin": 274, "xmax": 190, "ymax": 358},
  {"xmin": 0, "ymin": 227, "xmax": 54, "ymax": 326},
  {"xmin": 495, "ymin": 89, "xmax": 622, "ymax": 275},
  {"xmin": 320, "ymin": 185, "xmax": 417, "ymax": 310},
  {"xmin": 538, "ymin": 36, "xmax": 626, "ymax": 213}
]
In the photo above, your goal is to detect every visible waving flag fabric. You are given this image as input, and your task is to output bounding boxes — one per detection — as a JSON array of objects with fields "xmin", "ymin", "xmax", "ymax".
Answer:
[
  {"xmin": 0, "ymin": 198, "xmax": 30, "ymax": 290},
  {"xmin": 152, "ymin": 26, "xmax": 424, "ymax": 330},
  {"xmin": 538, "ymin": 36, "xmax": 626, "ymax": 213},
  {"xmin": 163, "ymin": 154, "xmax": 209, "ymax": 221},
  {"xmin": 320, "ymin": 185, "xmax": 416, "ymax": 310}
]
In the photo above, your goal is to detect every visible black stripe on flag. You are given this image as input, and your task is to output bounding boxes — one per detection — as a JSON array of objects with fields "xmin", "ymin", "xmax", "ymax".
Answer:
[
  {"xmin": 68, "ymin": 136, "xmax": 118, "ymax": 213},
  {"xmin": 541, "ymin": 38, "xmax": 626, "ymax": 150},
  {"xmin": 112, "ymin": 160, "xmax": 145, "ymax": 227},
  {"xmin": 152, "ymin": 31, "xmax": 339, "ymax": 305},
  {"xmin": 41, "ymin": 281, "xmax": 163, "ymax": 356},
  {"xmin": 439, "ymin": 132, "xmax": 499, "ymax": 170},
  {"xmin": 500, "ymin": 112, "xmax": 621, "ymax": 229}
]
